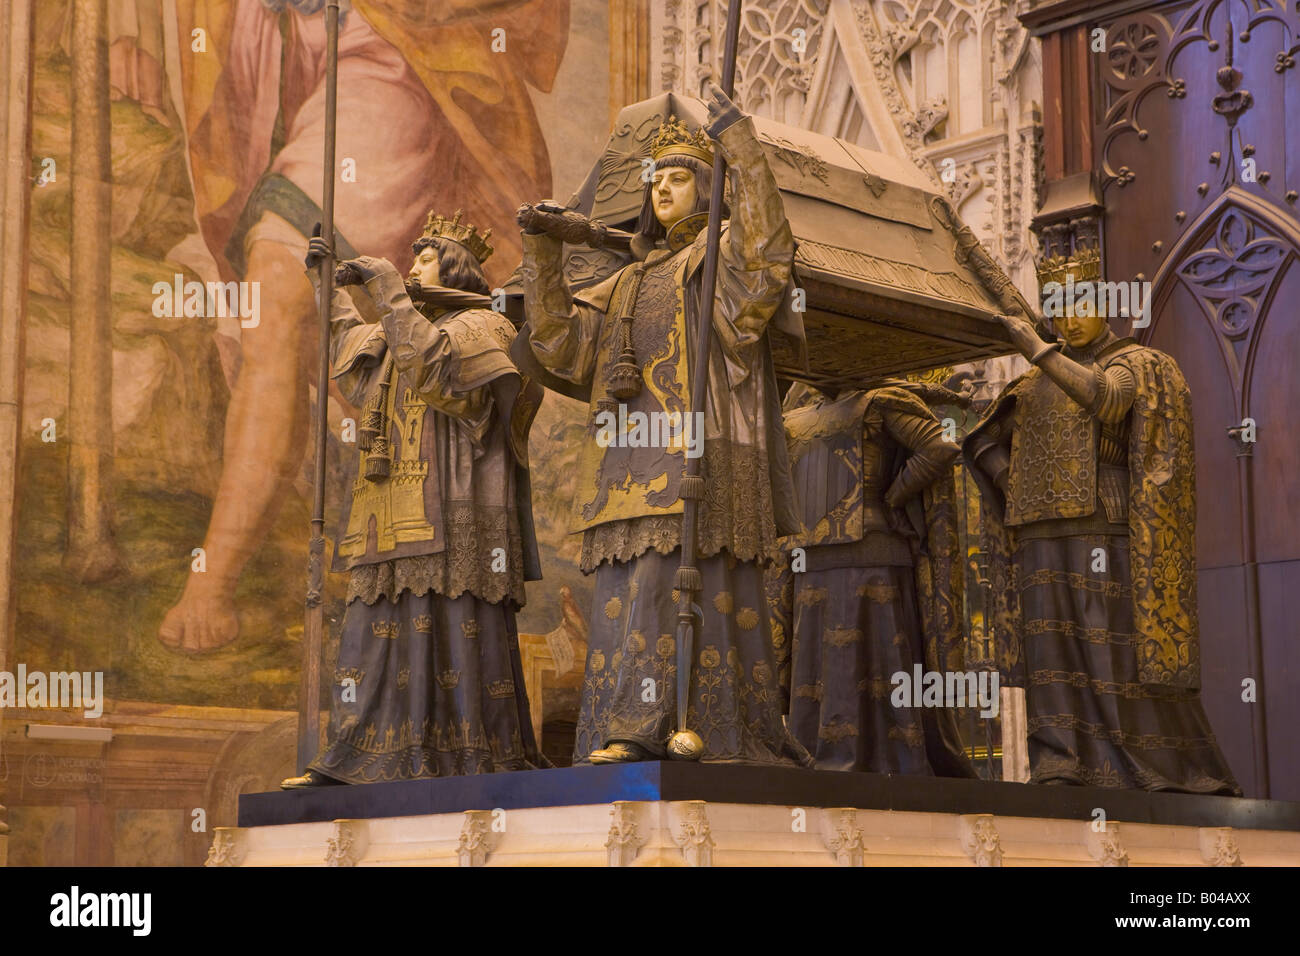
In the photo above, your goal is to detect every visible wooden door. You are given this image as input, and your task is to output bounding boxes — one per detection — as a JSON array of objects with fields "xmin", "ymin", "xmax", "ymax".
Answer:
[{"xmin": 1092, "ymin": 0, "xmax": 1300, "ymax": 798}]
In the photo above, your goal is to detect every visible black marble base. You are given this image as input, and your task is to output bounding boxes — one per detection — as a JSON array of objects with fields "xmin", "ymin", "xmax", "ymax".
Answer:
[{"xmin": 239, "ymin": 763, "xmax": 1300, "ymax": 832}]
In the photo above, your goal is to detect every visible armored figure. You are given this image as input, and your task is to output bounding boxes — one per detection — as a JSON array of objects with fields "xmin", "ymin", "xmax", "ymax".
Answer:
[
  {"xmin": 964, "ymin": 308, "xmax": 1240, "ymax": 794},
  {"xmin": 516, "ymin": 85, "xmax": 809, "ymax": 766},
  {"xmin": 282, "ymin": 211, "xmax": 544, "ymax": 787},
  {"xmin": 779, "ymin": 382, "xmax": 974, "ymax": 775}
]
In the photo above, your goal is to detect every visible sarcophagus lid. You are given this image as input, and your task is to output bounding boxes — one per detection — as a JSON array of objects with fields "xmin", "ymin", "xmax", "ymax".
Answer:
[{"xmin": 507, "ymin": 92, "xmax": 1025, "ymax": 394}]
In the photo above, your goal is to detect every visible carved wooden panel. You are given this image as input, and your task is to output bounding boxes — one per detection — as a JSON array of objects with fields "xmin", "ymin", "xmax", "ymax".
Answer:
[
  {"xmin": 1090, "ymin": 0, "xmax": 1300, "ymax": 800},
  {"xmin": 1097, "ymin": 0, "xmax": 1298, "ymax": 279},
  {"xmin": 1246, "ymin": 252, "xmax": 1300, "ymax": 564}
]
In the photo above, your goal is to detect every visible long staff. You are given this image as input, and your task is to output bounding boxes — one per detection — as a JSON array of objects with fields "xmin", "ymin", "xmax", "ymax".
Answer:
[
  {"xmin": 668, "ymin": 0, "xmax": 744, "ymax": 759},
  {"xmin": 298, "ymin": 0, "xmax": 340, "ymax": 772}
]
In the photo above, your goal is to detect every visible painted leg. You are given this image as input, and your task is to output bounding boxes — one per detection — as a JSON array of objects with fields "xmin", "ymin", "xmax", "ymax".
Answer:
[{"xmin": 159, "ymin": 240, "xmax": 314, "ymax": 652}]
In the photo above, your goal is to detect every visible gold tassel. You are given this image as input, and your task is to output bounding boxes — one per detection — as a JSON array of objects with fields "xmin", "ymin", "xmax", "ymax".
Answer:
[
  {"xmin": 363, "ymin": 354, "xmax": 395, "ymax": 482},
  {"xmin": 364, "ymin": 434, "xmax": 392, "ymax": 481},
  {"xmin": 606, "ymin": 264, "xmax": 646, "ymax": 401},
  {"xmin": 357, "ymin": 400, "xmax": 382, "ymax": 452}
]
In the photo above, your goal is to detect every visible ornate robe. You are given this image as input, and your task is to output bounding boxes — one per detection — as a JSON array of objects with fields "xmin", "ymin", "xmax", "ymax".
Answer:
[
  {"xmin": 520, "ymin": 116, "xmax": 808, "ymax": 765},
  {"xmin": 964, "ymin": 330, "xmax": 1239, "ymax": 793},
  {"xmin": 310, "ymin": 261, "xmax": 543, "ymax": 782},
  {"xmin": 780, "ymin": 385, "xmax": 973, "ymax": 775}
]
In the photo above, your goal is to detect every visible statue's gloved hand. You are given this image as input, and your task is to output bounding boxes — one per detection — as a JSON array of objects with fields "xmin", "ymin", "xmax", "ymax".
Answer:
[
  {"xmin": 517, "ymin": 201, "xmax": 574, "ymax": 236},
  {"xmin": 997, "ymin": 311, "xmax": 1050, "ymax": 359},
  {"xmin": 334, "ymin": 255, "xmax": 391, "ymax": 287},
  {"xmin": 704, "ymin": 81, "xmax": 744, "ymax": 139},
  {"xmin": 516, "ymin": 201, "xmax": 610, "ymax": 247},
  {"xmin": 305, "ymin": 223, "xmax": 332, "ymax": 270}
]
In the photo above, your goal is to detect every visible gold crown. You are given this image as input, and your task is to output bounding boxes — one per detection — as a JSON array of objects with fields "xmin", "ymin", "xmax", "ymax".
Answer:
[
  {"xmin": 647, "ymin": 115, "xmax": 714, "ymax": 164},
  {"xmin": 1035, "ymin": 248, "xmax": 1102, "ymax": 289},
  {"xmin": 906, "ymin": 366, "xmax": 954, "ymax": 387},
  {"xmin": 422, "ymin": 209, "xmax": 493, "ymax": 264}
]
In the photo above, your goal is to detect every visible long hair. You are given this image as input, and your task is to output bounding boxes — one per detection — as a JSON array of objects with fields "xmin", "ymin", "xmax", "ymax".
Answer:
[
  {"xmin": 633, "ymin": 154, "xmax": 730, "ymax": 244},
  {"xmin": 410, "ymin": 236, "xmax": 490, "ymax": 295}
]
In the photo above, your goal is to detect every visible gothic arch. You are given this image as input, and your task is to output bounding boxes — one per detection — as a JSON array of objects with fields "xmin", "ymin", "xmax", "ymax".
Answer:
[{"xmin": 1145, "ymin": 185, "xmax": 1300, "ymax": 417}]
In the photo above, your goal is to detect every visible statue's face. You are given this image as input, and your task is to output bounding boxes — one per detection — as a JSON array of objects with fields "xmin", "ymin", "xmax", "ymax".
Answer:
[
  {"xmin": 409, "ymin": 245, "xmax": 442, "ymax": 289},
  {"xmin": 652, "ymin": 166, "xmax": 697, "ymax": 228},
  {"xmin": 1053, "ymin": 309, "xmax": 1108, "ymax": 349}
]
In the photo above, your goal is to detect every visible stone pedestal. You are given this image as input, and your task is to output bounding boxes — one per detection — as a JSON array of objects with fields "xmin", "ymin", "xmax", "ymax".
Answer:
[
  {"xmin": 210, "ymin": 800, "xmax": 1300, "ymax": 867},
  {"xmin": 219, "ymin": 764, "xmax": 1300, "ymax": 867}
]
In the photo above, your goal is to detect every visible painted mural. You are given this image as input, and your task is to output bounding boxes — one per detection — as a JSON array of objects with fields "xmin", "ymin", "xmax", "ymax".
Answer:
[{"xmin": 7, "ymin": 0, "xmax": 609, "ymax": 864}]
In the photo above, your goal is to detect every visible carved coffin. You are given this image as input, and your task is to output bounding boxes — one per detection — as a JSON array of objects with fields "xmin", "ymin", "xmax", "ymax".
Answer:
[{"xmin": 505, "ymin": 92, "xmax": 1024, "ymax": 394}]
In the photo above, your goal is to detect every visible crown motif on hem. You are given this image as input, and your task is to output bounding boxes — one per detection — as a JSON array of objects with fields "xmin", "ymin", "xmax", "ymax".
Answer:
[
  {"xmin": 647, "ymin": 115, "xmax": 714, "ymax": 164},
  {"xmin": 422, "ymin": 209, "xmax": 493, "ymax": 264}
]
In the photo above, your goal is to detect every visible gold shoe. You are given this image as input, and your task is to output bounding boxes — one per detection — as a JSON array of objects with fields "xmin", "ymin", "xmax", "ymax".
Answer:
[
  {"xmin": 280, "ymin": 769, "xmax": 344, "ymax": 790},
  {"xmin": 589, "ymin": 741, "xmax": 652, "ymax": 764}
]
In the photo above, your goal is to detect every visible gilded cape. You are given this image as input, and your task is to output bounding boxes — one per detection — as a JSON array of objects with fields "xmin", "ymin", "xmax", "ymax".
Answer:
[
  {"xmin": 783, "ymin": 386, "xmax": 967, "ymax": 697},
  {"xmin": 322, "ymin": 264, "xmax": 542, "ymax": 606},
  {"xmin": 518, "ymin": 115, "xmax": 805, "ymax": 570},
  {"xmin": 964, "ymin": 343, "xmax": 1200, "ymax": 690}
]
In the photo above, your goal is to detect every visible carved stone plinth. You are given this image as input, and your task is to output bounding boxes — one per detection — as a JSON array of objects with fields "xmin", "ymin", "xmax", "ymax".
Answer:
[
  {"xmin": 231, "ymin": 764, "xmax": 1300, "ymax": 865},
  {"xmin": 216, "ymin": 801, "xmax": 1300, "ymax": 867},
  {"xmin": 959, "ymin": 813, "xmax": 1003, "ymax": 867},
  {"xmin": 204, "ymin": 827, "xmax": 247, "ymax": 868},
  {"xmin": 1199, "ymin": 827, "xmax": 1244, "ymax": 867},
  {"xmin": 326, "ymin": 820, "xmax": 369, "ymax": 867},
  {"xmin": 1086, "ymin": 822, "xmax": 1130, "ymax": 867},
  {"xmin": 822, "ymin": 808, "xmax": 867, "ymax": 866}
]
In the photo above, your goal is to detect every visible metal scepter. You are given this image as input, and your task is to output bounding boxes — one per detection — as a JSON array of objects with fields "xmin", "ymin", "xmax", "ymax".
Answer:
[
  {"xmin": 666, "ymin": 0, "xmax": 744, "ymax": 761},
  {"xmin": 298, "ymin": 0, "xmax": 339, "ymax": 773}
]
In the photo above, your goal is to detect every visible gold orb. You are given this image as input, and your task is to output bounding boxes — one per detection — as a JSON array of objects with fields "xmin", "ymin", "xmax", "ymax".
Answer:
[{"xmin": 667, "ymin": 729, "xmax": 704, "ymax": 761}]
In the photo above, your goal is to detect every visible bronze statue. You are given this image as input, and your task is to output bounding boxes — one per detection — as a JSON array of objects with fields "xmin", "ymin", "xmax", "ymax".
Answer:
[
  {"xmin": 778, "ymin": 381, "xmax": 975, "ymax": 776},
  {"xmin": 963, "ymin": 308, "xmax": 1240, "ymax": 794},
  {"xmin": 282, "ymin": 211, "xmax": 544, "ymax": 787},
  {"xmin": 515, "ymin": 85, "xmax": 810, "ymax": 767}
]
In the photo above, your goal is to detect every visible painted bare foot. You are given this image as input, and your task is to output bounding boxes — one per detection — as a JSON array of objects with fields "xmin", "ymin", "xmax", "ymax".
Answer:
[{"xmin": 159, "ymin": 585, "xmax": 240, "ymax": 653}]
